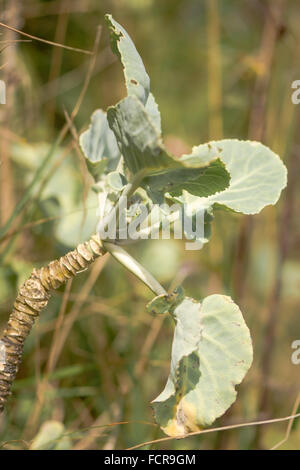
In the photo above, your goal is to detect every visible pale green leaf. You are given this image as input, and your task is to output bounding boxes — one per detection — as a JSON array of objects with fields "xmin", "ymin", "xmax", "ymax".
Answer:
[
  {"xmin": 79, "ymin": 109, "xmax": 120, "ymax": 181},
  {"xmin": 145, "ymin": 92, "xmax": 162, "ymax": 133},
  {"xmin": 105, "ymin": 15, "xmax": 161, "ymax": 134},
  {"xmin": 105, "ymin": 171, "xmax": 127, "ymax": 191},
  {"xmin": 107, "ymin": 96, "xmax": 230, "ymax": 199},
  {"xmin": 184, "ymin": 140, "xmax": 287, "ymax": 214},
  {"xmin": 107, "ymin": 95, "xmax": 175, "ymax": 173},
  {"xmin": 152, "ymin": 294, "xmax": 253, "ymax": 436},
  {"xmin": 105, "ymin": 14, "xmax": 150, "ymax": 105}
]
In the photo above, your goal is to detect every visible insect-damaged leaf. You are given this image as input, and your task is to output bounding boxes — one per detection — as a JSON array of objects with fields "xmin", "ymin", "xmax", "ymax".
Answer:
[
  {"xmin": 107, "ymin": 95, "xmax": 230, "ymax": 198},
  {"xmin": 152, "ymin": 295, "xmax": 253, "ymax": 436},
  {"xmin": 105, "ymin": 14, "xmax": 162, "ymax": 133},
  {"xmin": 145, "ymin": 92, "xmax": 162, "ymax": 134},
  {"xmin": 79, "ymin": 109, "xmax": 120, "ymax": 182},
  {"xmin": 81, "ymin": 12, "xmax": 163, "ymax": 183},
  {"xmin": 105, "ymin": 14, "xmax": 150, "ymax": 105}
]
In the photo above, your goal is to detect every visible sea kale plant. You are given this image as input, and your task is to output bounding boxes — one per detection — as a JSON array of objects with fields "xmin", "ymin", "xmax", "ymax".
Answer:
[{"xmin": 0, "ymin": 15, "xmax": 287, "ymax": 437}]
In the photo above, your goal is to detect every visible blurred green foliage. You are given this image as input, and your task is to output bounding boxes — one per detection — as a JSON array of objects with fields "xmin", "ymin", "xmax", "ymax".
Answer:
[{"xmin": 0, "ymin": 0, "xmax": 299, "ymax": 450}]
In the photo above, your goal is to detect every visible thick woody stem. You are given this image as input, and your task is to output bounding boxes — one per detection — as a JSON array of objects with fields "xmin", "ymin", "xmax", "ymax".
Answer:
[{"xmin": 0, "ymin": 234, "xmax": 105, "ymax": 413}]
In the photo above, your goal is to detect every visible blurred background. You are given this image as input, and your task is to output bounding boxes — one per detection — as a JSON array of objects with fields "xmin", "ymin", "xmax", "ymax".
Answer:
[{"xmin": 0, "ymin": 0, "xmax": 299, "ymax": 450}]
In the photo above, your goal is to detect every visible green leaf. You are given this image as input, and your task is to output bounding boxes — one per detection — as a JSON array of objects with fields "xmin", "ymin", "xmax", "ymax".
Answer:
[
  {"xmin": 107, "ymin": 95, "xmax": 175, "ymax": 174},
  {"xmin": 152, "ymin": 294, "xmax": 253, "ymax": 436},
  {"xmin": 79, "ymin": 109, "xmax": 120, "ymax": 182},
  {"xmin": 145, "ymin": 92, "xmax": 162, "ymax": 133},
  {"xmin": 105, "ymin": 14, "xmax": 150, "ymax": 105},
  {"xmin": 146, "ymin": 161, "xmax": 229, "ymax": 198},
  {"xmin": 105, "ymin": 171, "xmax": 127, "ymax": 191},
  {"xmin": 105, "ymin": 15, "xmax": 162, "ymax": 133},
  {"xmin": 185, "ymin": 140, "xmax": 287, "ymax": 214},
  {"xmin": 107, "ymin": 96, "xmax": 230, "ymax": 198}
]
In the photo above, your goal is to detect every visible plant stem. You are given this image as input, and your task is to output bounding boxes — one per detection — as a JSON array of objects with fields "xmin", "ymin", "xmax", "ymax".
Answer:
[
  {"xmin": 103, "ymin": 241, "xmax": 167, "ymax": 296},
  {"xmin": 0, "ymin": 169, "xmax": 166, "ymax": 413},
  {"xmin": 0, "ymin": 234, "xmax": 105, "ymax": 413}
]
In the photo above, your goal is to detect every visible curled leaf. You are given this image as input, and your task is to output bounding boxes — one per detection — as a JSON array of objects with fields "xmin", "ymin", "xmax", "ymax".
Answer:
[
  {"xmin": 107, "ymin": 95, "xmax": 230, "ymax": 199},
  {"xmin": 105, "ymin": 15, "xmax": 162, "ymax": 133},
  {"xmin": 105, "ymin": 14, "xmax": 150, "ymax": 105},
  {"xmin": 79, "ymin": 109, "xmax": 120, "ymax": 182}
]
